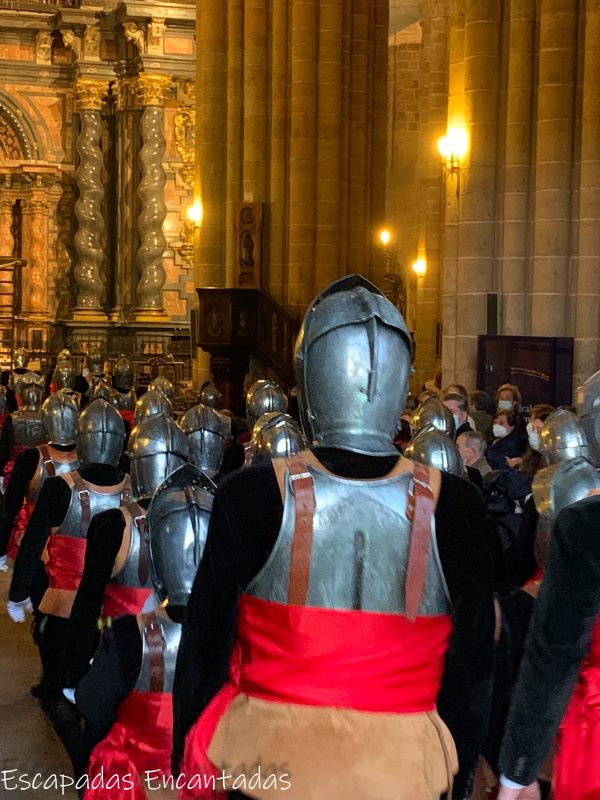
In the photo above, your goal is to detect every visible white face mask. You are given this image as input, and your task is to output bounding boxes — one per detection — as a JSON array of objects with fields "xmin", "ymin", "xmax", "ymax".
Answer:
[
  {"xmin": 528, "ymin": 431, "xmax": 541, "ymax": 451},
  {"xmin": 493, "ymin": 423, "xmax": 508, "ymax": 439},
  {"xmin": 453, "ymin": 414, "xmax": 461, "ymax": 430},
  {"xmin": 498, "ymin": 399, "xmax": 513, "ymax": 411},
  {"xmin": 526, "ymin": 421, "xmax": 534, "ymax": 436}
]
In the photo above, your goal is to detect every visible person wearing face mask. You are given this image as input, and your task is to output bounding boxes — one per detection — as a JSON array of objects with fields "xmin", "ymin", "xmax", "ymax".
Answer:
[
  {"xmin": 496, "ymin": 384, "xmax": 527, "ymax": 436},
  {"xmin": 486, "ymin": 410, "xmax": 528, "ymax": 471},
  {"xmin": 443, "ymin": 393, "xmax": 474, "ymax": 439},
  {"xmin": 457, "ymin": 431, "xmax": 492, "ymax": 478}
]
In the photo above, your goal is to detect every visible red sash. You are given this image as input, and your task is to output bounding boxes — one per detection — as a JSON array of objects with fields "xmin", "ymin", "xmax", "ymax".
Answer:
[
  {"xmin": 86, "ymin": 691, "xmax": 173, "ymax": 800},
  {"xmin": 554, "ymin": 618, "xmax": 600, "ymax": 799},
  {"xmin": 7, "ymin": 498, "xmax": 35, "ymax": 561},
  {"xmin": 182, "ymin": 594, "xmax": 452, "ymax": 799},
  {"xmin": 119, "ymin": 409, "xmax": 136, "ymax": 426},
  {"xmin": 46, "ymin": 534, "xmax": 87, "ymax": 591},
  {"xmin": 103, "ymin": 585, "xmax": 152, "ymax": 620}
]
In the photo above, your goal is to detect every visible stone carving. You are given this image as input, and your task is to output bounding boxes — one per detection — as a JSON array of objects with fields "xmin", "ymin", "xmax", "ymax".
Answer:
[
  {"xmin": 74, "ymin": 108, "xmax": 105, "ymax": 311},
  {"xmin": 0, "ymin": 198, "xmax": 14, "ymax": 258},
  {"xmin": 23, "ymin": 198, "xmax": 48, "ymax": 314},
  {"xmin": 123, "ymin": 22, "xmax": 145, "ymax": 53},
  {"xmin": 84, "ymin": 25, "xmax": 101, "ymax": 61},
  {"xmin": 173, "ymin": 104, "xmax": 195, "ymax": 186},
  {"xmin": 136, "ymin": 102, "xmax": 167, "ymax": 311},
  {"xmin": 62, "ymin": 29, "xmax": 81, "ymax": 61},
  {"xmin": 36, "ymin": 31, "xmax": 52, "ymax": 65},
  {"xmin": 207, "ymin": 305, "xmax": 223, "ymax": 339},
  {"xmin": 147, "ymin": 18, "xmax": 165, "ymax": 55}
]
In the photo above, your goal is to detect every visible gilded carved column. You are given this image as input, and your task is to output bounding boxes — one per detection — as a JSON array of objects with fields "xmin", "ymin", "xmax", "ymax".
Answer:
[
  {"xmin": 135, "ymin": 74, "xmax": 171, "ymax": 318},
  {"xmin": 22, "ymin": 196, "xmax": 49, "ymax": 316},
  {"xmin": 0, "ymin": 198, "xmax": 14, "ymax": 257},
  {"xmin": 73, "ymin": 78, "xmax": 107, "ymax": 318}
]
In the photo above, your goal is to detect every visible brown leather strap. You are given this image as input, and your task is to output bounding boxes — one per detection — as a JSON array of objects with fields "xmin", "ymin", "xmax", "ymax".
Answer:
[
  {"xmin": 405, "ymin": 463, "xmax": 434, "ymax": 622},
  {"xmin": 144, "ymin": 612, "xmax": 165, "ymax": 693},
  {"xmin": 121, "ymin": 475, "xmax": 132, "ymax": 505},
  {"xmin": 130, "ymin": 502, "xmax": 149, "ymax": 585},
  {"xmin": 39, "ymin": 445, "xmax": 56, "ymax": 477},
  {"xmin": 70, "ymin": 471, "xmax": 92, "ymax": 536},
  {"xmin": 286, "ymin": 456, "xmax": 316, "ymax": 606}
]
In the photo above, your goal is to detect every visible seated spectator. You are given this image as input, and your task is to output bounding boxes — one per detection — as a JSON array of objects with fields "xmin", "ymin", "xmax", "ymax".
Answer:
[
  {"xmin": 445, "ymin": 383, "xmax": 469, "ymax": 400},
  {"xmin": 470, "ymin": 390, "xmax": 495, "ymax": 441},
  {"xmin": 487, "ymin": 409, "xmax": 528, "ymax": 470},
  {"xmin": 496, "ymin": 382, "xmax": 526, "ymax": 435},
  {"xmin": 457, "ymin": 430, "xmax": 492, "ymax": 477},
  {"xmin": 443, "ymin": 392, "xmax": 474, "ymax": 438}
]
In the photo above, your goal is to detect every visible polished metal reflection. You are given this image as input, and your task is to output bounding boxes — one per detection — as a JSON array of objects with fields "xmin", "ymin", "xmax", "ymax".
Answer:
[
  {"xmin": 575, "ymin": 370, "xmax": 600, "ymax": 467},
  {"xmin": 246, "ymin": 379, "xmax": 287, "ymax": 429},
  {"xmin": 148, "ymin": 375, "xmax": 174, "ymax": 402},
  {"xmin": 198, "ymin": 381, "xmax": 222, "ymax": 409},
  {"xmin": 134, "ymin": 389, "xmax": 173, "ymax": 425},
  {"xmin": 76, "ymin": 398, "xmax": 125, "ymax": 467},
  {"xmin": 42, "ymin": 392, "xmax": 79, "ymax": 446},
  {"xmin": 251, "ymin": 412, "xmax": 306, "ymax": 464},
  {"xmin": 411, "ymin": 397, "xmax": 455, "ymax": 437},
  {"xmin": 128, "ymin": 414, "xmax": 189, "ymax": 500},
  {"xmin": 533, "ymin": 457, "xmax": 600, "ymax": 521},
  {"xmin": 405, "ymin": 424, "xmax": 463, "ymax": 476},
  {"xmin": 180, "ymin": 403, "xmax": 229, "ymax": 477},
  {"xmin": 539, "ymin": 408, "xmax": 589, "ymax": 465}
]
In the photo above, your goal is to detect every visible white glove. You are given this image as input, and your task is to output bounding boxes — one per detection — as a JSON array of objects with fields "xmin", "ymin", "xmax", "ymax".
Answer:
[
  {"xmin": 0, "ymin": 555, "xmax": 8, "ymax": 572},
  {"xmin": 7, "ymin": 597, "xmax": 33, "ymax": 623}
]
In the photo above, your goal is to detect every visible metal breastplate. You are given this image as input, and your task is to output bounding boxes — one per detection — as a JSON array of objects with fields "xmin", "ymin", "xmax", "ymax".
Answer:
[
  {"xmin": 12, "ymin": 411, "xmax": 46, "ymax": 448},
  {"xmin": 248, "ymin": 463, "xmax": 450, "ymax": 615},
  {"xmin": 29, "ymin": 446, "xmax": 80, "ymax": 502},
  {"xmin": 110, "ymin": 504, "xmax": 151, "ymax": 589},
  {"xmin": 59, "ymin": 472, "xmax": 130, "ymax": 539},
  {"xmin": 115, "ymin": 390, "xmax": 136, "ymax": 412},
  {"xmin": 135, "ymin": 612, "xmax": 181, "ymax": 694},
  {"xmin": 533, "ymin": 457, "xmax": 600, "ymax": 521}
]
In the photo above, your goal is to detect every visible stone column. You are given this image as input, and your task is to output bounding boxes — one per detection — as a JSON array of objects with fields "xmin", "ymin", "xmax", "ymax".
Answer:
[
  {"xmin": 500, "ymin": 0, "xmax": 536, "ymax": 335},
  {"xmin": 135, "ymin": 73, "xmax": 171, "ymax": 319},
  {"xmin": 453, "ymin": 0, "xmax": 501, "ymax": 389},
  {"xmin": 225, "ymin": 0, "xmax": 243, "ymax": 288},
  {"xmin": 530, "ymin": 1, "xmax": 577, "ymax": 337},
  {"xmin": 0, "ymin": 198, "xmax": 14, "ymax": 257},
  {"xmin": 574, "ymin": 0, "xmax": 600, "ymax": 385},
  {"xmin": 73, "ymin": 78, "xmax": 108, "ymax": 319},
  {"xmin": 22, "ymin": 196, "xmax": 49, "ymax": 316}
]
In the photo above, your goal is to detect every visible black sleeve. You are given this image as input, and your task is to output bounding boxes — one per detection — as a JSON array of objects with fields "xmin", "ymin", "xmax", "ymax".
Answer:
[
  {"xmin": 499, "ymin": 497, "xmax": 600, "ymax": 785},
  {"xmin": 0, "ymin": 415, "xmax": 13, "ymax": 471},
  {"xmin": 62, "ymin": 509, "xmax": 126, "ymax": 688},
  {"xmin": 0, "ymin": 448, "xmax": 40, "ymax": 557},
  {"xmin": 76, "ymin": 615, "xmax": 142, "ymax": 755},
  {"xmin": 435, "ymin": 473, "xmax": 497, "ymax": 799},
  {"xmin": 172, "ymin": 464, "xmax": 281, "ymax": 773},
  {"xmin": 8, "ymin": 476, "xmax": 71, "ymax": 602}
]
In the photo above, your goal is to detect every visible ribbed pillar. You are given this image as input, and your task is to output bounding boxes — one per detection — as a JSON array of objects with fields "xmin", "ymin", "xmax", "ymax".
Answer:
[
  {"xmin": 575, "ymin": 0, "xmax": 600, "ymax": 385},
  {"xmin": 0, "ymin": 199, "xmax": 14, "ymax": 257},
  {"xmin": 268, "ymin": 0, "xmax": 290, "ymax": 302},
  {"xmin": 287, "ymin": 0, "xmax": 318, "ymax": 311},
  {"xmin": 441, "ymin": 0, "xmax": 465, "ymax": 384},
  {"xmin": 500, "ymin": 0, "xmax": 536, "ymax": 335},
  {"xmin": 22, "ymin": 197, "xmax": 49, "ymax": 315},
  {"xmin": 530, "ymin": 1, "xmax": 578, "ymax": 336},
  {"xmin": 135, "ymin": 74, "xmax": 171, "ymax": 318},
  {"xmin": 195, "ymin": 2, "xmax": 227, "ymax": 288},
  {"xmin": 72, "ymin": 78, "xmax": 107, "ymax": 319},
  {"xmin": 314, "ymin": 0, "xmax": 343, "ymax": 294},
  {"xmin": 414, "ymin": 0, "xmax": 448, "ymax": 390},
  {"xmin": 453, "ymin": 0, "xmax": 501, "ymax": 388},
  {"xmin": 225, "ymin": 0, "xmax": 243, "ymax": 288}
]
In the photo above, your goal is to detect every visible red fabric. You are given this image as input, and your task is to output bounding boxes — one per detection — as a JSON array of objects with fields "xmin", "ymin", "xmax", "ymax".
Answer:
[
  {"xmin": 181, "ymin": 593, "xmax": 452, "ymax": 799},
  {"xmin": 7, "ymin": 498, "xmax": 35, "ymax": 561},
  {"xmin": 119, "ymin": 410, "xmax": 136, "ymax": 426},
  {"xmin": 46, "ymin": 534, "xmax": 87, "ymax": 591},
  {"xmin": 2, "ymin": 445, "xmax": 26, "ymax": 484},
  {"xmin": 554, "ymin": 618, "xmax": 600, "ymax": 799},
  {"xmin": 103, "ymin": 585, "xmax": 152, "ymax": 620},
  {"xmin": 86, "ymin": 691, "xmax": 173, "ymax": 800}
]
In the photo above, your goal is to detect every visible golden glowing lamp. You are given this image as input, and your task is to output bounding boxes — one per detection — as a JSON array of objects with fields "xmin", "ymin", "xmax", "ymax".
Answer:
[
  {"xmin": 437, "ymin": 127, "xmax": 469, "ymax": 163},
  {"xmin": 378, "ymin": 228, "xmax": 392, "ymax": 247},
  {"xmin": 187, "ymin": 200, "xmax": 203, "ymax": 228},
  {"xmin": 412, "ymin": 258, "xmax": 427, "ymax": 277}
]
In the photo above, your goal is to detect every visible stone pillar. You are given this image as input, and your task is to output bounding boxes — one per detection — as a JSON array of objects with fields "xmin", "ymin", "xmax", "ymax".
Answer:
[
  {"xmin": 0, "ymin": 198, "xmax": 14, "ymax": 257},
  {"xmin": 530, "ymin": 1, "xmax": 577, "ymax": 337},
  {"xmin": 500, "ymin": 0, "xmax": 536, "ymax": 335},
  {"xmin": 225, "ymin": 0, "xmax": 243, "ymax": 289},
  {"xmin": 135, "ymin": 74, "xmax": 171, "ymax": 320},
  {"xmin": 574, "ymin": 0, "xmax": 600, "ymax": 385},
  {"xmin": 195, "ymin": 3, "xmax": 227, "ymax": 289},
  {"xmin": 73, "ymin": 78, "xmax": 107, "ymax": 319},
  {"xmin": 452, "ymin": 0, "xmax": 501, "ymax": 389},
  {"xmin": 21, "ymin": 195, "xmax": 49, "ymax": 316}
]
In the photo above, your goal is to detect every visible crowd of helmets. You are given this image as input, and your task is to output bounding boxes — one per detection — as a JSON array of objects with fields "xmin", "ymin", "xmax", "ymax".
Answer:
[{"xmin": 395, "ymin": 376, "xmax": 600, "ymax": 545}]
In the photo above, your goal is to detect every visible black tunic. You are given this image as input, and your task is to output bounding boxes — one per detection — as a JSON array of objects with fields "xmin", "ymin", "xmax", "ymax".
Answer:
[{"xmin": 172, "ymin": 448, "xmax": 497, "ymax": 796}]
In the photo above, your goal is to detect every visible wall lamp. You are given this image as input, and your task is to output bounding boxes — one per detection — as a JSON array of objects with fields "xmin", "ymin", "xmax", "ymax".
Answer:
[{"xmin": 437, "ymin": 127, "xmax": 468, "ymax": 196}]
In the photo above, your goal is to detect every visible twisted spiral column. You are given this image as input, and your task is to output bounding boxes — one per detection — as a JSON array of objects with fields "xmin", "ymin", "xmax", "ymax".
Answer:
[
  {"xmin": 135, "ymin": 74, "xmax": 171, "ymax": 318},
  {"xmin": 22, "ymin": 198, "xmax": 49, "ymax": 314},
  {"xmin": 73, "ymin": 79, "xmax": 107, "ymax": 317},
  {"xmin": 0, "ymin": 198, "xmax": 14, "ymax": 257}
]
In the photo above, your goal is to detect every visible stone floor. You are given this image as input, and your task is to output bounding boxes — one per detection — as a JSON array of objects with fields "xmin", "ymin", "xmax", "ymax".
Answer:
[{"xmin": 0, "ymin": 569, "xmax": 78, "ymax": 800}]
